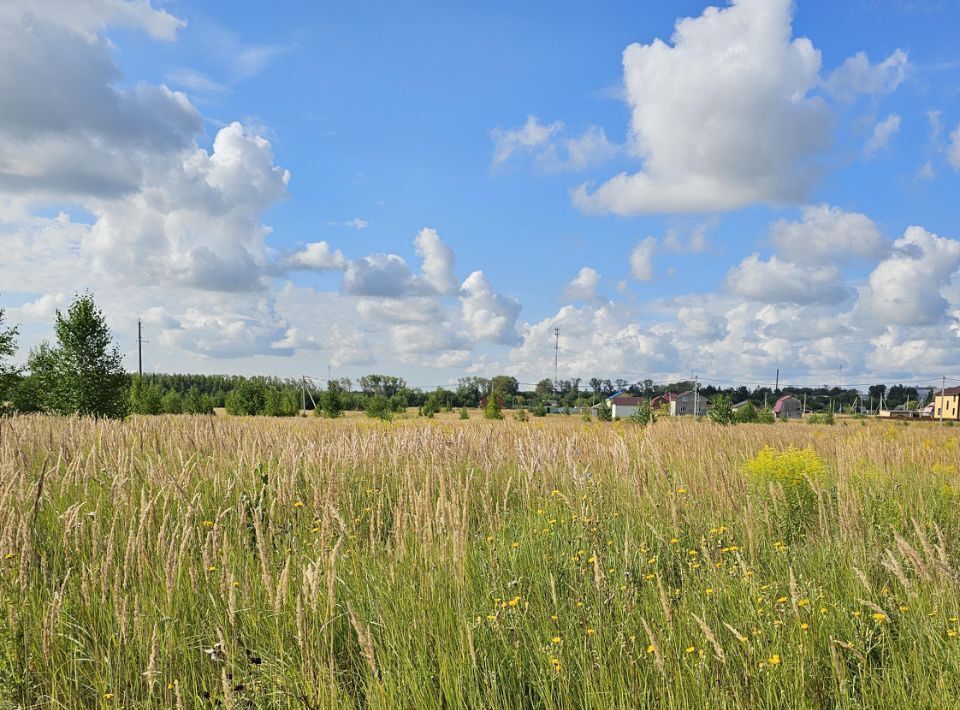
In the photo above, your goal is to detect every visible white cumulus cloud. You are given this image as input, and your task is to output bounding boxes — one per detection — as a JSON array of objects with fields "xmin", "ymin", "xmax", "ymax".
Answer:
[
  {"xmin": 769, "ymin": 204, "xmax": 888, "ymax": 265},
  {"xmin": 726, "ymin": 254, "xmax": 848, "ymax": 305},
  {"xmin": 564, "ymin": 267, "xmax": 601, "ymax": 301},
  {"xmin": 630, "ymin": 238, "xmax": 657, "ymax": 281},
  {"xmin": 573, "ymin": 0, "xmax": 833, "ymax": 215},
  {"xmin": 823, "ymin": 49, "xmax": 909, "ymax": 101},
  {"xmin": 459, "ymin": 271, "xmax": 521, "ymax": 345}
]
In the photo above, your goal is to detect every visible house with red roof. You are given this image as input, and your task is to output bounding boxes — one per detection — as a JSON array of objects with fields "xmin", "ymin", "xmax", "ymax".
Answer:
[{"xmin": 772, "ymin": 394, "xmax": 802, "ymax": 419}]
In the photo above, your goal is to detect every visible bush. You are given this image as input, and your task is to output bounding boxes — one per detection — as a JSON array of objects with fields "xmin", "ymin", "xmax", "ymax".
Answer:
[
  {"xmin": 458, "ymin": 407, "xmax": 469, "ymax": 420},
  {"xmin": 743, "ymin": 446, "xmax": 827, "ymax": 540},
  {"xmin": 628, "ymin": 401, "xmax": 656, "ymax": 426},
  {"xmin": 757, "ymin": 406, "xmax": 776, "ymax": 424},
  {"xmin": 161, "ymin": 390, "xmax": 182, "ymax": 415},
  {"xmin": 263, "ymin": 388, "xmax": 298, "ymax": 417},
  {"xmin": 225, "ymin": 379, "xmax": 267, "ymax": 416},
  {"xmin": 708, "ymin": 394, "xmax": 735, "ymax": 425},
  {"xmin": 484, "ymin": 396, "xmax": 503, "ymax": 421},
  {"xmin": 806, "ymin": 412, "xmax": 835, "ymax": 425},
  {"xmin": 366, "ymin": 395, "xmax": 393, "ymax": 421},
  {"xmin": 317, "ymin": 382, "xmax": 343, "ymax": 418},
  {"xmin": 183, "ymin": 387, "xmax": 214, "ymax": 415},
  {"xmin": 596, "ymin": 403, "xmax": 612, "ymax": 422},
  {"xmin": 735, "ymin": 401, "xmax": 758, "ymax": 423},
  {"xmin": 514, "ymin": 409, "xmax": 530, "ymax": 422},
  {"xmin": 532, "ymin": 403, "xmax": 547, "ymax": 417}
]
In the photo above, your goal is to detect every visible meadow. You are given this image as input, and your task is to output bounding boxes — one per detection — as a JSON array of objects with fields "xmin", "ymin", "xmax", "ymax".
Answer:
[{"xmin": 2, "ymin": 413, "xmax": 960, "ymax": 708}]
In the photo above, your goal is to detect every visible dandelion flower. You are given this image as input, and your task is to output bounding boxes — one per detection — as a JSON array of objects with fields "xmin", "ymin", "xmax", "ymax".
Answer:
[
  {"xmin": 586, "ymin": 628, "xmax": 596, "ymax": 636},
  {"xmin": 508, "ymin": 596, "xmax": 521, "ymax": 607},
  {"xmin": 207, "ymin": 565, "xmax": 216, "ymax": 572},
  {"xmin": 293, "ymin": 501, "xmax": 304, "ymax": 508},
  {"xmin": 776, "ymin": 597, "xmax": 788, "ymax": 604},
  {"xmin": 646, "ymin": 644, "xmax": 655, "ymax": 654},
  {"xmin": 685, "ymin": 646, "xmax": 696, "ymax": 654},
  {"xmin": 872, "ymin": 613, "xmax": 887, "ymax": 622},
  {"xmin": 104, "ymin": 693, "xmax": 114, "ymax": 700},
  {"xmin": 800, "ymin": 623, "xmax": 809, "ymax": 630},
  {"xmin": 705, "ymin": 588, "xmax": 714, "ymax": 595},
  {"xmin": 202, "ymin": 520, "xmax": 213, "ymax": 528},
  {"xmin": 551, "ymin": 636, "xmax": 562, "ymax": 644},
  {"xmin": 512, "ymin": 542, "xmax": 520, "ymax": 549},
  {"xmin": 768, "ymin": 654, "xmax": 781, "ymax": 665}
]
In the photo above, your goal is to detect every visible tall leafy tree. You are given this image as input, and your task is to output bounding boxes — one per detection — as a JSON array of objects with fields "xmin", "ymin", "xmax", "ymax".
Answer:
[
  {"xmin": 28, "ymin": 294, "xmax": 128, "ymax": 418},
  {"xmin": 0, "ymin": 305, "xmax": 19, "ymax": 409}
]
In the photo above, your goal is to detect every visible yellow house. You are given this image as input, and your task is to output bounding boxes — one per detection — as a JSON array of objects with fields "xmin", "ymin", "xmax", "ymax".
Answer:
[{"xmin": 934, "ymin": 386, "xmax": 960, "ymax": 420}]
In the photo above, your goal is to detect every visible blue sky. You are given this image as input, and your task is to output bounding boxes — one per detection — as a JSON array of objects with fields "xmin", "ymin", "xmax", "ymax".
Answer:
[{"xmin": 1, "ymin": 0, "xmax": 959, "ymax": 388}]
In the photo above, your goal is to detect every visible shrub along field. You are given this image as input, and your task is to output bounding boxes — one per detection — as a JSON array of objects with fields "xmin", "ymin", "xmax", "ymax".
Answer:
[{"xmin": 2, "ymin": 414, "xmax": 959, "ymax": 708}]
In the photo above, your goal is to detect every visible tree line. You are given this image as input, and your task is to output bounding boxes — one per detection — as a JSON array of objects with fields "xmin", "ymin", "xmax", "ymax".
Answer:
[{"xmin": 0, "ymin": 293, "xmax": 933, "ymax": 420}]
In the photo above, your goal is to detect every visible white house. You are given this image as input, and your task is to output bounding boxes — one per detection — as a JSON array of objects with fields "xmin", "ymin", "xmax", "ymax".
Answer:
[
  {"xmin": 669, "ymin": 390, "xmax": 708, "ymax": 416},
  {"xmin": 607, "ymin": 395, "xmax": 645, "ymax": 419}
]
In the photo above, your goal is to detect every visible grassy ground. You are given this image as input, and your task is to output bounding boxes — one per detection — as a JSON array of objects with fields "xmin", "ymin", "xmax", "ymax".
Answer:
[{"xmin": 2, "ymin": 413, "xmax": 959, "ymax": 708}]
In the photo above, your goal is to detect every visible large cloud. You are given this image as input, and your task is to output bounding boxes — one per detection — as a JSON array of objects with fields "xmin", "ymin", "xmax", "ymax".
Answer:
[
  {"xmin": 459, "ymin": 271, "xmax": 521, "ymax": 345},
  {"xmin": 769, "ymin": 204, "xmax": 888, "ymax": 265},
  {"xmin": 0, "ymin": 4, "xmax": 199, "ymax": 199},
  {"xmin": 726, "ymin": 255, "xmax": 847, "ymax": 305},
  {"xmin": 857, "ymin": 226, "xmax": 960, "ymax": 326},
  {"xmin": 573, "ymin": 0, "xmax": 832, "ymax": 215}
]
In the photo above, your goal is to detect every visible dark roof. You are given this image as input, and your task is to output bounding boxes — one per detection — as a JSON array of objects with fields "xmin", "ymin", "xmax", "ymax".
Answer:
[
  {"xmin": 941, "ymin": 386, "xmax": 960, "ymax": 397},
  {"xmin": 609, "ymin": 396, "xmax": 644, "ymax": 406}
]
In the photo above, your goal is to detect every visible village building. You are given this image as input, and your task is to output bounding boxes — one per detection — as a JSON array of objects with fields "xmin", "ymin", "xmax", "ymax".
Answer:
[
  {"xmin": 772, "ymin": 395, "xmax": 802, "ymax": 419},
  {"xmin": 606, "ymin": 395, "xmax": 645, "ymax": 419},
  {"xmin": 934, "ymin": 386, "xmax": 960, "ymax": 420},
  {"xmin": 669, "ymin": 390, "xmax": 708, "ymax": 416}
]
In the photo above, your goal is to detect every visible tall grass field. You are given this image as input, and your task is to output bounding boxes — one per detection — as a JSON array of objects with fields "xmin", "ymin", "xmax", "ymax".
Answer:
[{"xmin": 2, "ymin": 414, "xmax": 960, "ymax": 707}]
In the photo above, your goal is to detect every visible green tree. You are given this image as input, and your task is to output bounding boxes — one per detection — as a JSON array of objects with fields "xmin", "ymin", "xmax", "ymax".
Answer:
[
  {"xmin": 629, "ymin": 400, "xmax": 656, "ymax": 426},
  {"xmin": 490, "ymin": 375, "xmax": 519, "ymax": 401},
  {"xmin": 183, "ymin": 386, "xmax": 214, "ymax": 415},
  {"xmin": 709, "ymin": 394, "xmax": 735, "ymax": 425},
  {"xmin": 225, "ymin": 379, "xmax": 267, "ymax": 415},
  {"xmin": 532, "ymin": 402, "xmax": 547, "ymax": 417},
  {"xmin": 596, "ymin": 402, "xmax": 612, "ymax": 422},
  {"xmin": 28, "ymin": 294, "xmax": 128, "ymax": 418},
  {"xmin": 483, "ymin": 395, "xmax": 503, "ymax": 420},
  {"xmin": 317, "ymin": 381, "xmax": 344, "ymax": 418},
  {"xmin": 10, "ymin": 375, "xmax": 43, "ymax": 413},
  {"xmin": 420, "ymin": 392, "xmax": 441, "ymax": 418},
  {"xmin": 0, "ymin": 305, "xmax": 20, "ymax": 410},
  {"xmin": 365, "ymin": 395, "xmax": 393, "ymax": 421},
  {"xmin": 161, "ymin": 390, "xmax": 183, "ymax": 414},
  {"xmin": 129, "ymin": 376, "xmax": 163, "ymax": 414},
  {"xmin": 757, "ymin": 406, "xmax": 776, "ymax": 424},
  {"xmin": 735, "ymin": 401, "xmax": 759, "ymax": 423},
  {"xmin": 263, "ymin": 388, "xmax": 298, "ymax": 417}
]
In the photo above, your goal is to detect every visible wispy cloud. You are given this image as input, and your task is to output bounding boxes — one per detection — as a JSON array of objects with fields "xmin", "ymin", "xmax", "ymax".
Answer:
[{"xmin": 328, "ymin": 218, "xmax": 369, "ymax": 230}]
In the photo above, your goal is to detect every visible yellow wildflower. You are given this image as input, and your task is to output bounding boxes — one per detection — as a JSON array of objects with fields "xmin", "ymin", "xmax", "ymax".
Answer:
[
  {"xmin": 768, "ymin": 654, "xmax": 781, "ymax": 665},
  {"xmin": 293, "ymin": 501, "xmax": 304, "ymax": 508},
  {"xmin": 872, "ymin": 613, "xmax": 887, "ymax": 622},
  {"xmin": 551, "ymin": 636, "xmax": 562, "ymax": 644},
  {"xmin": 685, "ymin": 646, "xmax": 696, "ymax": 654}
]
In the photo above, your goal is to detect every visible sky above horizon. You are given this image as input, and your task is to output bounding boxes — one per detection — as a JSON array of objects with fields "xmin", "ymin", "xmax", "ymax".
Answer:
[{"xmin": 2, "ymin": 0, "xmax": 960, "ymax": 389}]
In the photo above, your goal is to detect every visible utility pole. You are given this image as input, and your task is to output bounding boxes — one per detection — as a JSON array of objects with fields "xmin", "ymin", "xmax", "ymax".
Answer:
[
  {"xmin": 554, "ymin": 328, "xmax": 559, "ymax": 395},
  {"xmin": 803, "ymin": 392, "xmax": 807, "ymax": 416},
  {"xmin": 775, "ymin": 368, "xmax": 779, "ymax": 394},
  {"xmin": 136, "ymin": 319, "xmax": 148, "ymax": 378},
  {"xmin": 693, "ymin": 375, "xmax": 699, "ymax": 417},
  {"xmin": 941, "ymin": 375, "xmax": 946, "ymax": 427}
]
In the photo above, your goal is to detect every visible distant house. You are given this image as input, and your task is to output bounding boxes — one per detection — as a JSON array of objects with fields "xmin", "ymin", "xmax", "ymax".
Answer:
[
  {"xmin": 669, "ymin": 391, "xmax": 708, "ymax": 416},
  {"xmin": 607, "ymin": 395, "xmax": 645, "ymax": 420},
  {"xmin": 731, "ymin": 400, "xmax": 752, "ymax": 412},
  {"xmin": 478, "ymin": 394, "xmax": 505, "ymax": 409},
  {"xmin": 934, "ymin": 386, "xmax": 960, "ymax": 420},
  {"xmin": 650, "ymin": 392, "xmax": 679, "ymax": 409},
  {"xmin": 772, "ymin": 395, "xmax": 802, "ymax": 420}
]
